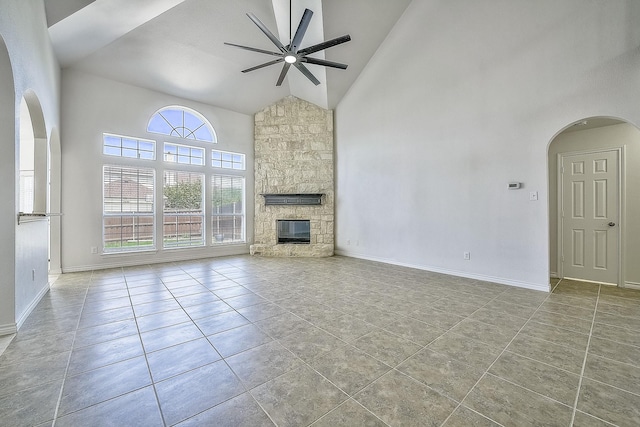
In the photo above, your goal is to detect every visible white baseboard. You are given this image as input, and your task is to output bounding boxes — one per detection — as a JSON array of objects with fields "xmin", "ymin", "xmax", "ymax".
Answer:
[
  {"xmin": 550, "ymin": 271, "xmax": 559, "ymax": 279},
  {"xmin": 0, "ymin": 323, "xmax": 17, "ymax": 335},
  {"xmin": 625, "ymin": 281, "xmax": 640, "ymax": 290},
  {"xmin": 62, "ymin": 246, "xmax": 250, "ymax": 273},
  {"xmin": 15, "ymin": 283, "xmax": 51, "ymax": 331},
  {"xmin": 335, "ymin": 249, "xmax": 549, "ymax": 292}
]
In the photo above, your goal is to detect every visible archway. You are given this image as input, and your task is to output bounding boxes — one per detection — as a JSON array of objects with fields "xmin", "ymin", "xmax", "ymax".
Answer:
[
  {"xmin": 0, "ymin": 36, "xmax": 16, "ymax": 334},
  {"xmin": 49, "ymin": 128, "xmax": 62, "ymax": 274},
  {"xmin": 20, "ymin": 90, "xmax": 48, "ymax": 214},
  {"xmin": 548, "ymin": 117, "xmax": 640, "ymax": 288}
]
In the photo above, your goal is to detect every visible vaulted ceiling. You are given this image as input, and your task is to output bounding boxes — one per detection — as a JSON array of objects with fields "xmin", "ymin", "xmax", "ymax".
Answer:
[{"xmin": 45, "ymin": 0, "xmax": 412, "ymax": 114}]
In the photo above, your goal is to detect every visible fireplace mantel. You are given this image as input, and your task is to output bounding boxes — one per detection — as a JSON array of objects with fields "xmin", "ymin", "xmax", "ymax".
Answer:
[{"xmin": 261, "ymin": 193, "xmax": 323, "ymax": 206}]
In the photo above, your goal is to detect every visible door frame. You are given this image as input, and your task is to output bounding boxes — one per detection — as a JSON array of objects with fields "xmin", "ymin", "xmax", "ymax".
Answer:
[{"xmin": 557, "ymin": 147, "xmax": 625, "ymax": 286}]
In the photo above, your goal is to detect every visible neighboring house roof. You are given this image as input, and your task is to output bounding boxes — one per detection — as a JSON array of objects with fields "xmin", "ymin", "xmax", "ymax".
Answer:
[{"xmin": 104, "ymin": 179, "xmax": 153, "ymax": 199}]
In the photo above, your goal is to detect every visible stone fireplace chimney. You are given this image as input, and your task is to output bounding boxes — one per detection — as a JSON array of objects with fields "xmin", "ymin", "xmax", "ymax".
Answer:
[{"xmin": 250, "ymin": 96, "xmax": 334, "ymax": 257}]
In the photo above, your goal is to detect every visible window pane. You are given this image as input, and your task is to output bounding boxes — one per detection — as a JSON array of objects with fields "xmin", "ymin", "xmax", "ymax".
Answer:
[
  {"xmin": 122, "ymin": 138, "xmax": 137, "ymax": 149},
  {"xmin": 148, "ymin": 107, "xmax": 215, "ymax": 143},
  {"xmin": 212, "ymin": 175, "xmax": 245, "ymax": 245},
  {"xmin": 104, "ymin": 215, "xmax": 154, "ymax": 252},
  {"xmin": 139, "ymin": 141, "xmax": 154, "ymax": 151},
  {"xmin": 103, "ymin": 166, "xmax": 154, "ymax": 252},
  {"xmin": 163, "ymin": 171, "xmax": 204, "ymax": 248},
  {"xmin": 212, "ymin": 150, "xmax": 245, "ymax": 170},
  {"xmin": 178, "ymin": 146, "xmax": 190, "ymax": 156},
  {"xmin": 194, "ymin": 126, "xmax": 214, "ymax": 142},
  {"xmin": 104, "ymin": 135, "xmax": 121, "ymax": 147},
  {"xmin": 103, "ymin": 134, "xmax": 155, "ymax": 160},
  {"xmin": 104, "ymin": 166, "xmax": 154, "ymax": 214},
  {"xmin": 122, "ymin": 148, "xmax": 137, "ymax": 158},
  {"xmin": 104, "ymin": 146, "xmax": 121, "ymax": 156},
  {"xmin": 148, "ymin": 114, "xmax": 173, "ymax": 135},
  {"xmin": 139, "ymin": 151, "xmax": 154, "ymax": 160}
]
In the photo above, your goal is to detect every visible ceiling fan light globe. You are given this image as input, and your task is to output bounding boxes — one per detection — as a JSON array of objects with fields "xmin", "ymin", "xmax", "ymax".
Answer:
[{"xmin": 284, "ymin": 55, "xmax": 297, "ymax": 64}]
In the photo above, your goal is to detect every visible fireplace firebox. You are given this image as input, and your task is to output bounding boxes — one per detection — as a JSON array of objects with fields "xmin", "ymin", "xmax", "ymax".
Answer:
[{"xmin": 277, "ymin": 220, "xmax": 310, "ymax": 244}]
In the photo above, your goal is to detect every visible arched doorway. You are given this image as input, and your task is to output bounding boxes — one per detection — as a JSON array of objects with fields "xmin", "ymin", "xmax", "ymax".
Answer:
[
  {"xmin": 0, "ymin": 36, "xmax": 16, "ymax": 333},
  {"xmin": 548, "ymin": 117, "xmax": 640, "ymax": 288},
  {"xmin": 15, "ymin": 91, "xmax": 50, "ymax": 326}
]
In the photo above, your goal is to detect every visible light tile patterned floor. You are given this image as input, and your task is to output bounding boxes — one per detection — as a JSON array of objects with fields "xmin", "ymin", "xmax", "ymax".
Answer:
[{"xmin": 1, "ymin": 255, "xmax": 639, "ymax": 426}]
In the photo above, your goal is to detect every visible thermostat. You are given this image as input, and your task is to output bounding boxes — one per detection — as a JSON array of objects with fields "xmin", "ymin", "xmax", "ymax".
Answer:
[{"xmin": 508, "ymin": 182, "xmax": 521, "ymax": 189}]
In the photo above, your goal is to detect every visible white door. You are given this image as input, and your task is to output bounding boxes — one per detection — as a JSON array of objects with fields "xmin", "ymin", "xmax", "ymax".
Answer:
[{"xmin": 561, "ymin": 150, "xmax": 619, "ymax": 284}]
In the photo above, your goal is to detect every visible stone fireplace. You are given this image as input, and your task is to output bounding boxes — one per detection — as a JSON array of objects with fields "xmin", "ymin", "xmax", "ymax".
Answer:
[{"xmin": 250, "ymin": 96, "xmax": 334, "ymax": 257}]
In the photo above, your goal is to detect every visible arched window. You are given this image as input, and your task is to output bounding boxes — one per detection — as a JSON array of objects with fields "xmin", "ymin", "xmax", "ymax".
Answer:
[{"xmin": 147, "ymin": 106, "xmax": 216, "ymax": 142}]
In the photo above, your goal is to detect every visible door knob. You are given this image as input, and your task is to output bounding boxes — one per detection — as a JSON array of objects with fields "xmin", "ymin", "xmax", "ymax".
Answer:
[{"xmin": 608, "ymin": 222, "xmax": 616, "ymax": 227}]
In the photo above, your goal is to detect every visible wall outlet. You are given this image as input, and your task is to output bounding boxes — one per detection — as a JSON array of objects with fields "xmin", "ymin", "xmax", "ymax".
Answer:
[
  {"xmin": 463, "ymin": 251, "xmax": 471, "ymax": 260},
  {"xmin": 529, "ymin": 191, "xmax": 538, "ymax": 201},
  {"xmin": 91, "ymin": 246, "xmax": 98, "ymax": 254},
  {"xmin": 32, "ymin": 269, "xmax": 35, "ymax": 281}
]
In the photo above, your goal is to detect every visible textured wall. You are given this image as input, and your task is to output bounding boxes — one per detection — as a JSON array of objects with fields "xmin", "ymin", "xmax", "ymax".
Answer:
[{"xmin": 251, "ymin": 96, "xmax": 334, "ymax": 257}]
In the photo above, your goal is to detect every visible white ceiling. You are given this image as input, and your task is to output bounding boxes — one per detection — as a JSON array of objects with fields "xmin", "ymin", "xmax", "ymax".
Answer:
[{"xmin": 45, "ymin": 0, "xmax": 412, "ymax": 114}]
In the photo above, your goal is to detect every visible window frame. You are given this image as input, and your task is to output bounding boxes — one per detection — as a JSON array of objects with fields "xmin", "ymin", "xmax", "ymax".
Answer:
[
  {"xmin": 211, "ymin": 149, "xmax": 246, "ymax": 170},
  {"xmin": 162, "ymin": 170, "xmax": 206, "ymax": 249},
  {"xmin": 211, "ymin": 174, "xmax": 246, "ymax": 245},
  {"xmin": 102, "ymin": 165, "xmax": 156, "ymax": 253},
  {"xmin": 102, "ymin": 105, "xmax": 246, "ymax": 254},
  {"xmin": 103, "ymin": 133, "xmax": 156, "ymax": 160}
]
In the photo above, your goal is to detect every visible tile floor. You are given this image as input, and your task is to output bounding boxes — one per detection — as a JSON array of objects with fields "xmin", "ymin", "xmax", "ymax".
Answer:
[{"xmin": 1, "ymin": 255, "xmax": 639, "ymax": 426}]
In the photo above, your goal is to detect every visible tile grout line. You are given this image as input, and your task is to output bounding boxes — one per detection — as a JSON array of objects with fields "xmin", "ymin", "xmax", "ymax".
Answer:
[
  {"xmin": 124, "ymin": 267, "xmax": 171, "ymax": 427},
  {"xmin": 167, "ymin": 265, "xmax": 285, "ymax": 427},
  {"xmin": 439, "ymin": 282, "xmax": 560, "ymax": 426},
  {"xmin": 569, "ymin": 281, "xmax": 601, "ymax": 427},
  {"xmin": 50, "ymin": 270, "xmax": 93, "ymax": 426}
]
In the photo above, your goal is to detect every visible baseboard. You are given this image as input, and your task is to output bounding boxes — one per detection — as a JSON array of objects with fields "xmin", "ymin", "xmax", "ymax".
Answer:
[
  {"xmin": 550, "ymin": 271, "xmax": 559, "ymax": 279},
  {"xmin": 15, "ymin": 283, "xmax": 51, "ymax": 331},
  {"xmin": 62, "ymin": 246, "xmax": 251, "ymax": 273},
  {"xmin": 625, "ymin": 281, "xmax": 640, "ymax": 290},
  {"xmin": 335, "ymin": 249, "xmax": 549, "ymax": 292},
  {"xmin": 0, "ymin": 323, "xmax": 17, "ymax": 335}
]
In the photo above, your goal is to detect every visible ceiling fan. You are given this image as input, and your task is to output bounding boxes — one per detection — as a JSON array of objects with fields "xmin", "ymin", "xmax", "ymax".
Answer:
[{"xmin": 224, "ymin": 8, "xmax": 351, "ymax": 86}]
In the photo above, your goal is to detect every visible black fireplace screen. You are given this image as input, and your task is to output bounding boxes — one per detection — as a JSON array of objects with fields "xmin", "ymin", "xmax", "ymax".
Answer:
[{"xmin": 277, "ymin": 220, "xmax": 310, "ymax": 244}]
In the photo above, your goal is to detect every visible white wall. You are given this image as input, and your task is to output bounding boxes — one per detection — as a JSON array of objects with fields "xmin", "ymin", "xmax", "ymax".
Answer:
[
  {"xmin": 335, "ymin": 0, "xmax": 640, "ymax": 291},
  {"xmin": 60, "ymin": 69, "xmax": 254, "ymax": 272},
  {"xmin": 0, "ymin": 0, "xmax": 61, "ymax": 332},
  {"xmin": 549, "ymin": 123, "xmax": 640, "ymax": 286}
]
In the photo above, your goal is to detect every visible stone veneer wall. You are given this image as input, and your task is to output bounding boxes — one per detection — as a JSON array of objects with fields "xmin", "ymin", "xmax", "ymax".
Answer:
[{"xmin": 250, "ymin": 96, "xmax": 334, "ymax": 257}]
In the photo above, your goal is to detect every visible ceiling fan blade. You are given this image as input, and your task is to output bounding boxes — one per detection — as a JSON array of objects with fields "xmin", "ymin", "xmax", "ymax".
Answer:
[
  {"xmin": 242, "ymin": 58, "xmax": 284, "ymax": 73},
  {"xmin": 246, "ymin": 12, "xmax": 287, "ymax": 53},
  {"xmin": 297, "ymin": 35, "xmax": 351, "ymax": 56},
  {"xmin": 293, "ymin": 62, "xmax": 320, "ymax": 85},
  {"xmin": 290, "ymin": 9, "xmax": 313, "ymax": 53},
  {"xmin": 224, "ymin": 42, "xmax": 282, "ymax": 57},
  {"xmin": 276, "ymin": 63, "xmax": 291, "ymax": 86},
  {"xmin": 301, "ymin": 57, "xmax": 348, "ymax": 70}
]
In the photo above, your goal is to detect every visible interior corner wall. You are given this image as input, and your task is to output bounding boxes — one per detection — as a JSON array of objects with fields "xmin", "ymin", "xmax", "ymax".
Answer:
[
  {"xmin": 334, "ymin": 0, "xmax": 640, "ymax": 291},
  {"xmin": 60, "ymin": 69, "xmax": 255, "ymax": 272},
  {"xmin": 0, "ymin": 0, "xmax": 61, "ymax": 332},
  {"xmin": 549, "ymin": 123, "xmax": 640, "ymax": 285}
]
